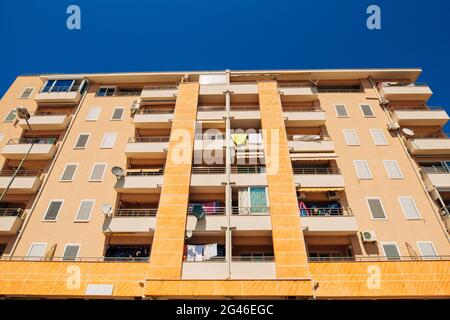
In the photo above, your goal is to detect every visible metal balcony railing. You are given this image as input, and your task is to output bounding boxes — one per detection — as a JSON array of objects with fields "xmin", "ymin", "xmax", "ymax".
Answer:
[
  {"xmin": 125, "ymin": 169, "xmax": 164, "ymax": 176},
  {"xmin": 1, "ymin": 256, "xmax": 150, "ymax": 262},
  {"xmin": 194, "ymin": 133, "xmax": 225, "ymax": 140},
  {"xmin": 390, "ymin": 106, "xmax": 444, "ymax": 112},
  {"xmin": 137, "ymin": 108, "xmax": 175, "ymax": 114},
  {"xmin": 113, "ymin": 91, "xmax": 142, "ymax": 96},
  {"xmin": 282, "ymin": 107, "xmax": 324, "ymax": 112},
  {"xmin": 197, "ymin": 106, "xmax": 226, "ymax": 112},
  {"xmin": 0, "ymin": 208, "xmax": 24, "ymax": 217},
  {"xmin": 287, "ymin": 135, "xmax": 331, "ymax": 141},
  {"xmin": 230, "ymin": 166, "xmax": 266, "ymax": 174},
  {"xmin": 7, "ymin": 137, "xmax": 58, "ymax": 145},
  {"xmin": 232, "ymin": 206, "xmax": 270, "ymax": 215},
  {"xmin": 191, "ymin": 167, "xmax": 226, "ymax": 174},
  {"xmin": 230, "ymin": 105, "xmax": 260, "ymax": 111},
  {"xmin": 292, "ymin": 167, "xmax": 341, "ymax": 175},
  {"xmin": 299, "ymin": 207, "xmax": 353, "ymax": 217},
  {"xmin": 420, "ymin": 166, "xmax": 450, "ymax": 174},
  {"xmin": 308, "ymin": 255, "xmax": 450, "ymax": 262},
  {"xmin": 232, "ymin": 256, "xmax": 275, "ymax": 262},
  {"xmin": 40, "ymin": 86, "xmax": 78, "ymax": 93},
  {"xmin": 380, "ymin": 82, "xmax": 428, "ymax": 88},
  {"xmin": 187, "ymin": 206, "xmax": 226, "ymax": 215},
  {"xmin": 278, "ymin": 82, "xmax": 312, "ymax": 88},
  {"xmin": 127, "ymin": 136, "xmax": 170, "ymax": 143},
  {"xmin": 183, "ymin": 256, "xmax": 226, "ymax": 262},
  {"xmin": 143, "ymin": 85, "xmax": 178, "ymax": 90},
  {"xmin": 407, "ymin": 133, "xmax": 449, "ymax": 139},
  {"xmin": 0, "ymin": 170, "xmax": 41, "ymax": 177},
  {"xmin": 32, "ymin": 111, "xmax": 70, "ymax": 116},
  {"xmin": 111, "ymin": 208, "xmax": 158, "ymax": 217}
]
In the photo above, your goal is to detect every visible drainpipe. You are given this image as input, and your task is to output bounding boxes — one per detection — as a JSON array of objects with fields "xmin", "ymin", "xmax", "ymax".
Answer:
[
  {"xmin": 367, "ymin": 76, "xmax": 450, "ymax": 242},
  {"xmin": 225, "ymin": 87, "xmax": 232, "ymax": 278},
  {"xmin": 9, "ymin": 83, "xmax": 90, "ymax": 257}
]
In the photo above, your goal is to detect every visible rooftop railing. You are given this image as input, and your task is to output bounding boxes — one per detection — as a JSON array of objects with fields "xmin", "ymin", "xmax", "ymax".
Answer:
[
  {"xmin": 128, "ymin": 136, "xmax": 170, "ymax": 143},
  {"xmin": 111, "ymin": 208, "xmax": 158, "ymax": 217},
  {"xmin": 292, "ymin": 167, "xmax": 341, "ymax": 175},
  {"xmin": 7, "ymin": 137, "xmax": 58, "ymax": 145}
]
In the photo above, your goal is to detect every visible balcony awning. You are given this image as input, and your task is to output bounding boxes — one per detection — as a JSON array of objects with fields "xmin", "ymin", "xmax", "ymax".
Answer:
[
  {"xmin": 297, "ymin": 187, "xmax": 344, "ymax": 192},
  {"xmin": 291, "ymin": 153, "xmax": 338, "ymax": 161}
]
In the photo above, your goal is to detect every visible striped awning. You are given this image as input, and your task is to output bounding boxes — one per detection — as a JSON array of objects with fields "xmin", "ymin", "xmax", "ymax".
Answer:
[
  {"xmin": 291, "ymin": 153, "xmax": 338, "ymax": 161},
  {"xmin": 297, "ymin": 187, "xmax": 344, "ymax": 192}
]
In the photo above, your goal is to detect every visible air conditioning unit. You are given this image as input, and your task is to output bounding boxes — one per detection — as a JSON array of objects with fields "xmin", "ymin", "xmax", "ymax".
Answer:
[
  {"xmin": 361, "ymin": 230, "xmax": 377, "ymax": 243},
  {"xmin": 326, "ymin": 191, "xmax": 339, "ymax": 199},
  {"xmin": 387, "ymin": 122, "xmax": 400, "ymax": 131},
  {"xmin": 380, "ymin": 97, "xmax": 389, "ymax": 106}
]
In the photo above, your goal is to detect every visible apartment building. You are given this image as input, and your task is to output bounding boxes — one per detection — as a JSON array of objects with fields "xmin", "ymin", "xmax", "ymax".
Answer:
[{"xmin": 0, "ymin": 69, "xmax": 449, "ymax": 299}]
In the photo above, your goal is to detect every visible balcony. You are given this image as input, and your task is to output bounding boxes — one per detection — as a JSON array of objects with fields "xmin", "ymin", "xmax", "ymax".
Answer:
[
  {"xmin": 230, "ymin": 166, "xmax": 267, "ymax": 186},
  {"xmin": 420, "ymin": 166, "xmax": 450, "ymax": 191},
  {"xmin": 114, "ymin": 170, "xmax": 164, "ymax": 193},
  {"xmin": 391, "ymin": 108, "xmax": 449, "ymax": 127},
  {"xmin": 124, "ymin": 137, "xmax": 169, "ymax": 159},
  {"xmin": 102, "ymin": 209, "xmax": 157, "ymax": 234},
  {"xmin": 405, "ymin": 134, "xmax": 450, "ymax": 155},
  {"xmin": 193, "ymin": 134, "xmax": 225, "ymax": 151},
  {"xmin": 197, "ymin": 106, "xmax": 226, "ymax": 121},
  {"xmin": 283, "ymin": 107, "xmax": 326, "ymax": 127},
  {"xmin": 0, "ymin": 170, "xmax": 42, "ymax": 194},
  {"xmin": 231, "ymin": 206, "xmax": 272, "ymax": 231},
  {"xmin": 35, "ymin": 91, "xmax": 81, "ymax": 105},
  {"xmin": 293, "ymin": 168, "xmax": 345, "ymax": 189},
  {"xmin": 182, "ymin": 258, "xmax": 228, "ymax": 279},
  {"xmin": 229, "ymin": 106, "xmax": 260, "ymax": 120},
  {"xmin": 1, "ymin": 138, "xmax": 58, "ymax": 160},
  {"xmin": 132, "ymin": 108, "xmax": 174, "ymax": 129},
  {"xmin": 190, "ymin": 167, "xmax": 226, "ymax": 186},
  {"xmin": 300, "ymin": 207, "xmax": 358, "ymax": 235},
  {"xmin": 288, "ymin": 135, "xmax": 335, "ymax": 153},
  {"xmin": 0, "ymin": 208, "xmax": 25, "ymax": 235},
  {"xmin": 186, "ymin": 206, "xmax": 226, "ymax": 231},
  {"xmin": 278, "ymin": 84, "xmax": 319, "ymax": 101},
  {"xmin": 18, "ymin": 113, "xmax": 70, "ymax": 131},
  {"xmin": 140, "ymin": 85, "xmax": 178, "ymax": 101},
  {"xmin": 230, "ymin": 257, "xmax": 276, "ymax": 279},
  {"xmin": 379, "ymin": 82, "xmax": 433, "ymax": 102}
]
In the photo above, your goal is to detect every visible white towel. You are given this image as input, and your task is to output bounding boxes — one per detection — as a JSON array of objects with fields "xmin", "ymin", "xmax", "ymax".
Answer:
[
  {"xmin": 248, "ymin": 133, "xmax": 262, "ymax": 145},
  {"xmin": 204, "ymin": 243, "xmax": 218, "ymax": 259},
  {"xmin": 194, "ymin": 245, "xmax": 203, "ymax": 261}
]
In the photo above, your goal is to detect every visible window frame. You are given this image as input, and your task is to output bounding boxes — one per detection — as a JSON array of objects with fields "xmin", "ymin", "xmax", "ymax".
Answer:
[
  {"xmin": 59, "ymin": 163, "xmax": 79, "ymax": 182},
  {"xmin": 42, "ymin": 199, "xmax": 64, "ymax": 222},
  {"xmin": 416, "ymin": 241, "xmax": 438, "ymax": 259},
  {"xmin": 398, "ymin": 196, "xmax": 422, "ymax": 220},
  {"xmin": 343, "ymin": 129, "xmax": 360, "ymax": 146},
  {"xmin": 74, "ymin": 199, "xmax": 95, "ymax": 222},
  {"xmin": 369, "ymin": 129, "xmax": 388, "ymax": 146},
  {"xmin": 353, "ymin": 160, "xmax": 373, "ymax": 179},
  {"xmin": 26, "ymin": 242, "xmax": 48, "ymax": 261},
  {"xmin": 383, "ymin": 160, "xmax": 403, "ymax": 179},
  {"xmin": 381, "ymin": 242, "xmax": 401, "ymax": 260},
  {"xmin": 73, "ymin": 133, "xmax": 91, "ymax": 149},
  {"xmin": 100, "ymin": 132, "xmax": 117, "ymax": 149},
  {"xmin": 89, "ymin": 163, "xmax": 107, "ymax": 182},
  {"xmin": 3, "ymin": 109, "xmax": 17, "ymax": 123},
  {"xmin": 19, "ymin": 87, "xmax": 35, "ymax": 99},
  {"xmin": 85, "ymin": 107, "xmax": 102, "ymax": 122},
  {"xmin": 96, "ymin": 86, "xmax": 116, "ymax": 97},
  {"xmin": 366, "ymin": 197, "xmax": 388, "ymax": 220},
  {"xmin": 334, "ymin": 103, "xmax": 349, "ymax": 118},
  {"xmin": 62, "ymin": 243, "xmax": 81, "ymax": 261},
  {"xmin": 111, "ymin": 107, "xmax": 125, "ymax": 121},
  {"xmin": 359, "ymin": 103, "xmax": 375, "ymax": 118}
]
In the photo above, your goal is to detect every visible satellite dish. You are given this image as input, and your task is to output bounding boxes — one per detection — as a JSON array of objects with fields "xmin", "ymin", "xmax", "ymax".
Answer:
[
  {"xmin": 111, "ymin": 166, "xmax": 125, "ymax": 179},
  {"xmin": 402, "ymin": 128, "xmax": 414, "ymax": 137},
  {"xmin": 16, "ymin": 107, "xmax": 30, "ymax": 120},
  {"xmin": 185, "ymin": 230, "xmax": 193, "ymax": 239},
  {"xmin": 191, "ymin": 204, "xmax": 206, "ymax": 219},
  {"xmin": 101, "ymin": 203, "xmax": 113, "ymax": 215}
]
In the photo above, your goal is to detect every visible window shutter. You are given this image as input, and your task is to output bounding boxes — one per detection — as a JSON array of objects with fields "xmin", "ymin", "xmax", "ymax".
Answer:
[
  {"xmin": 101, "ymin": 133, "xmax": 117, "ymax": 148},
  {"xmin": 86, "ymin": 107, "xmax": 101, "ymax": 121},
  {"xmin": 27, "ymin": 243, "xmax": 47, "ymax": 260},
  {"xmin": 335, "ymin": 104, "xmax": 348, "ymax": 117},
  {"xmin": 61, "ymin": 164, "xmax": 77, "ymax": 181},
  {"xmin": 343, "ymin": 129, "xmax": 359, "ymax": 145},
  {"xmin": 354, "ymin": 160, "xmax": 372, "ymax": 179},
  {"xmin": 383, "ymin": 244, "xmax": 400, "ymax": 260},
  {"xmin": 44, "ymin": 201, "xmax": 63, "ymax": 221},
  {"xmin": 62, "ymin": 245, "xmax": 80, "ymax": 261},
  {"xmin": 4, "ymin": 110, "xmax": 17, "ymax": 122},
  {"xmin": 112, "ymin": 108, "xmax": 124, "ymax": 120},
  {"xmin": 384, "ymin": 160, "xmax": 402, "ymax": 179},
  {"xmin": 76, "ymin": 200, "xmax": 94, "ymax": 221},
  {"xmin": 367, "ymin": 198, "xmax": 386, "ymax": 219},
  {"xmin": 399, "ymin": 197, "xmax": 421, "ymax": 219},
  {"xmin": 370, "ymin": 129, "xmax": 388, "ymax": 145},
  {"xmin": 417, "ymin": 242, "xmax": 437, "ymax": 258},
  {"xmin": 20, "ymin": 87, "xmax": 34, "ymax": 99},
  {"xmin": 75, "ymin": 134, "xmax": 89, "ymax": 148},
  {"xmin": 90, "ymin": 164, "xmax": 106, "ymax": 181},
  {"xmin": 360, "ymin": 104, "xmax": 374, "ymax": 117}
]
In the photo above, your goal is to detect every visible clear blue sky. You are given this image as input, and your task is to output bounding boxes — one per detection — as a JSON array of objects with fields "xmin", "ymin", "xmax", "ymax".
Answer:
[{"xmin": 1, "ymin": 0, "xmax": 449, "ymax": 123}]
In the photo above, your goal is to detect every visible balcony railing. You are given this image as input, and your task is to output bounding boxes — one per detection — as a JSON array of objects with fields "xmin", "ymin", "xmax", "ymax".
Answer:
[
  {"xmin": 380, "ymin": 82, "xmax": 428, "ymax": 88},
  {"xmin": 390, "ymin": 106, "xmax": 444, "ymax": 112},
  {"xmin": 232, "ymin": 256, "xmax": 275, "ymax": 262},
  {"xmin": 292, "ymin": 167, "xmax": 341, "ymax": 175},
  {"xmin": 287, "ymin": 135, "xmax": 331, "ymax": 141},
  {"xmin": 32, "ymin": 111, "xmax": 70, "ymax": 116},
  {"xmin": 114, "ymin": 91, "xmax": 142, "ymax": 96},
  {"xmin": 143, "ymin": 85, "xmax": 178, "ymax": 90},
  {"xmin": 420, "ymin": 166, "xmax": 450, "ymax": 174},
  {"xmin": 197, "ymin": 106, "xmax": 226, "ymax": 112},
  {"xmin": 192, "ymin": 167, "xmax": 226, "ymax": 174},
  {"xmin": 127, "ymin": 136, "xmax": 170, "ymax": 143},
  {"xmin": 278, "ymin": 82, "xmax": 312, "ymax": 88},
  {"xmin": 7, "ymin": 137, "xmax": 58, "ymax": 145},
  {"xmin": 282, "ymin": 107, "xmax": 323, "ymax": 112},
  {"xmin": 194, "ymin": 133, "xmax": 225, "ymax": 140},
  {"xmin": 299, "ymin": 207, "xmax": 353, "ymax": 216},
  {"xmin": 125, "ymin": 169, "xmax": 164, "ymax": 176},
  {"xmin": 232, "ymin": 206, "xmax": 270, "ymax": 215},
  {"xmin": 406, "ymin": 133, "xmax": 449, "ymax": 139},
  {"xmin": 230, "ymin": 166, "xmax": 266, "ymax": 174},
  {"xmin": 0, "ymin": 208, "xmax": 24, "ymax": 217},
  {"xmin": 111, "ymin": 208, "xmax": 158, "ymax": 217},
  {"xmin": 1, "ymin": 256, "xmax": 150, "ymax": 262},
  {"xmin": 0, "ymin": 170, "xmax": 41, "ymax": 177},
  {"xmin": 137, "ymin": 108, "xmax": 175, "ymax": 114},
  {"xmin": 230, "ymin": 105, "xmax": 260, "ymax": 111},
  {"xmin": 187, "ymin": 206, "xmax": 226, "ymax": 215},
  {"xmin": 183, "ymin": 256, "xmax": 226, "ymax": 262},
  {"xmin": 308, "ymin": 255, "xmax": 450, "ymax": 262}
]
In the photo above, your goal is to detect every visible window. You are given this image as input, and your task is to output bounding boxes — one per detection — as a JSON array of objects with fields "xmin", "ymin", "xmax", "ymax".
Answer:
[
  {"xmin": 370, "ymin": 129, "xmax": 388, "ymax": 145},
  {"xmin": 367, "ymin": 197, "xmax": 387, "ymax": 219},
  {"xmin": 75, "ymin": 200, "xmax": 94, "ymax": 222},
  {"xmin": 60, "ymin": 163, "xmax": 78, "ymax": 182},
  {"xmin": 398, "ymin": 197, "xmax": 421, "ymax": 219},
  {"xmin": 86, "ymin": 107, "xmax": 101, "ymax": 121},
  {"xmin": 354, "ymin": 160, "xmax": 372, "ymax": 179},
  {"xmin": 360, "ymin": 104, "xmax": 375, "ymax": 117},
  {"xmin": 27, "ymin": 243, "xmax": 47, "ymax": 261},
  {"xmin": 111, "ymin": 107, "xmax": 124, "ymax": 120},
  {"xmin": 62, "ymin": 244, "xmax": 80, "ymax": 261},
  {"xmin": 343, "ymin": 129, "xmax": 360, "ymax": 145},
  {"xmin": 417, "ymin": 242, "xmax": 437, "ymax": 259},
  {"xmin": 4, "ymin": 109, "xmax": 17, "ymax": 122},
  {"xmin": 382, "ymin": 243, "xmax": 401, "ymax": 260},
  {"xmin": 96, "ymin": 87, "xmax": 116, "ymax": 97},
  {"xmin": 383, "ymin": 160, "xmax": 403, "ymax": 179},
  {"xmin": 334, "ymin": 104, "xmax": 348, "ymax": 117},
  {"xmin": 19, "ymin": 87, "xmax": 34, "ymax": 99},
  {"xmin": 100, "ymin": 132, "xmax": 117, "ymax": 148},
  {"xmin": 89, "ymin": 163, "xmax": 107, "ymax": 181},
  {"xmin": 43, "ymin": 200, "xmax": 63, "ymax": 221},
  {"xmin": 74, "ymin": 133, "xmax": 90, "ymax": 149},
  {"xmin": 41, "ymin": 79, "xmax": 84, "ymax": 93}
]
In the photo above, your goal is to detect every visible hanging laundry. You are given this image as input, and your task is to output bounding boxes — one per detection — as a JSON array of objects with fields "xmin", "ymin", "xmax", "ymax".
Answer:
[
  {"xmin": 186, "ymin": 245, "xmax": 196, "ymax": 262},
  {"xmin": 231, "ymin": 133, "xmax": 247, "ymax": 146},
  {"xmin": 194, "ymin": 245, "xmax": 203, "ymax": 261}
]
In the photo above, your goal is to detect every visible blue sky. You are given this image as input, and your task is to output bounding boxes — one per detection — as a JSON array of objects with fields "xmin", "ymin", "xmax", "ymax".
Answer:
[{"xmin": 1, "ymin": 0, "xmax": 449, "ymax": 120}]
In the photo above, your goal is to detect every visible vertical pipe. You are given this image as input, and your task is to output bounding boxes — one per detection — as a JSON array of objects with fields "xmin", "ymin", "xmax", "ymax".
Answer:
[{"xmin": 225, "ymin": 89, "xmax": 232, "ymax": 277}]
